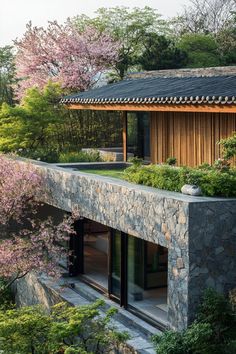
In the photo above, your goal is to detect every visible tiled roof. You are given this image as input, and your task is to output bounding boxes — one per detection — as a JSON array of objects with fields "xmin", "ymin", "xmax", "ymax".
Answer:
[{"xmin": 61, "ymin": 75, "xmax": 236, "ymax": 106}]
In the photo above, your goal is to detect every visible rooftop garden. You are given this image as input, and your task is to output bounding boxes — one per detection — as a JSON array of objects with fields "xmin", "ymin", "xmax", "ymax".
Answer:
[
  {"xmin": 123, "ymin": 160, "xmax": 236, "ymax": 197},
  {"xmin": 68, "ymin": 134, "xmax": 236, "ymax": 198},
  {"xmin": 78, "ymin": 168, "xmax": 126, "ymax": 179}
]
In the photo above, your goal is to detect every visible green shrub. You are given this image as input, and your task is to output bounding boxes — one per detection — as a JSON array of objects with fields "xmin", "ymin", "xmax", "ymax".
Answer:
[
  {"xmin": 124, "ymin": 164, "xmax": 183, "ymax": 192},
  {"xmin": 0, "ymin": 278, "xmax": 14, "ymax": 310},
  {"xmin": 197, "ymin": 288, "xmax": 236, "ymax": 341},
  {"xmin": 183, "ymin": 168, "xmax": 236, "ymax": 197},
  {"xmin": 213, "ymin": 158, "xmax": 230, "ymax": 172},
  {"xmin": 181, "ymin": 322, "xmax": 214, "ymax": 354},
  {"xmin": 153, "ymin": 330, "xmax": 186, "ymax": 354},
  {"xmin": 219, "ymin": 132, "xmax": 236, "ymax": 160},
  {"xmin": 19, "ymin": 148, "xmax": 59, "ymax": 163},
  {"xmin": 0, "ymin": 299, "xmax": 129, "ymax": 354},
  {"xmin": 166, "ymin": 157, "xmax": 177, "ymax": 166},
  {"xmin": 59, "ymin": 150, "xmax": 102, "ymax": 163},
  {"xmin": 128, "ymin": 156, "xmax": 143, "ymax": 166},
  {"xmin": 17, "ymin": 148, "xmax": 103, "ymax": 163},
  {"xmin": 153, "ymin": 323, "xmax": 214, "ymax": 354},
  {"xmin": 153, "ymin": 289, "xmax": 236, "ymax": 354},
  {"xmin": 124, "ymin": 164, "xmax": 236, "ymax": 197}
]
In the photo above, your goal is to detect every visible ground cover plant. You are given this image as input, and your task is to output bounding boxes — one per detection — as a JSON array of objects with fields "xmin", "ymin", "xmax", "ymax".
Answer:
[
  {"xmin": 77, "ymin": 168, "xmax": 126, "ymax": 179},
  {"xmin": 153, "ymin": 289, "xmax": 236, "ymax": 354},
  {"xmin": 0, "ymin": 299, "xmax": 128, "ymax": 354}
]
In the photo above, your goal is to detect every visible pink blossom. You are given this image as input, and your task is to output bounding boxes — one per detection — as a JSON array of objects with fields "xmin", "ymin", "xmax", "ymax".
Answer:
[
  {"xmin": 0, "ymin": 155, "xmax": 74, "ymax": 288},
  {"xmin": 14, "ymin": 20, "xmax": 120, "ymax": 98}
]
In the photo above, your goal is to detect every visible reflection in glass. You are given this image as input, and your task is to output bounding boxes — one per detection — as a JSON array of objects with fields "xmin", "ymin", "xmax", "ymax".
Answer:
[
  {"xmin": 127, "ymin": 112, "xmax": 150, "ymax": 161},
  {"xmin": 83, "ymin": 220, "xmax": 110, "ymax": 290},
  {"xmin": 127, "ymin": 235, "xmax": 168, "ymax": 324},
  {"xmin": 111, "ymin": 230, "xmax": 121, "ymax": 299}
]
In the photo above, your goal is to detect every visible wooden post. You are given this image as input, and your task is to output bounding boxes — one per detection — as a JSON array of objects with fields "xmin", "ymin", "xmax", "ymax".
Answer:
[{"xmin": 122, "ymin": 111, "xmax": 127, "ymax": 162}]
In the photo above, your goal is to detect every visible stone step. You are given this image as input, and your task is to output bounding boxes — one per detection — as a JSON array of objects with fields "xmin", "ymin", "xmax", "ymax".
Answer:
[
  {"xmin": 67, "ymin": 279, "xmax": 162, "ymax": 353},
  {"xmin": 41, "ymin": 276, "xmax": 161, "ymax": 354}
]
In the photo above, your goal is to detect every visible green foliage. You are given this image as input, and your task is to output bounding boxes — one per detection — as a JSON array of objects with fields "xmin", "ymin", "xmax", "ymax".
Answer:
[
  {"xmin": 181, "ymin": 322, "xmax": 214, "ymax": 354},
  {"xmin": 0, "ymin": 299, "xmax": 128, "ymax": 354},
  {"xmin": 74, "ymin": 7, "xmax": 169, "ymax": 79},
  {"xmin": 219, "ymin": 132, "xmax": 236, "ymax": 160},
  {"xmin": 0, "ymin": 102, "xmax": 25, "ymax": 151},
  {"xmin": 213, "ymin": 158, "xmax": 230, "ymax": 172},
  {"xmin": 79, "ymin": 168, "xmax": 125, "ymax": 179},
  {"xmin": 0, "ymin": 82, "xmax": 66, "ymax": 154},
  {"xmin": 183, "ymin": 167, "xmax": 236, "ymax": 197},
  {"xmin": 0, "ymin": 46, "xmax": 16, "ymax": 105},
  {"xmin": 217, "ymin": 17, "xmax": 236, "ymax": 66},
  {"xmin": 0, "ymin": 278, "xmax": 14, "ymax": 310},
  {"xmin": 153, "ymin": 289, "xmax": 236, "ymax": 354},
  {"xmin": 153, "ymin": 323, "xmax": 213, "ymax": 354},
  {"xmin": 124, "ymin": 164, "xmax": 183, "ymax": 192},
  {"xmin": 19, "ymin": 148, "xmax": 59, "ymax": 163},
  {"xmin": 197, "ymin": 288, "xmax": 236, "ymax": 339},
  {"xmin": 138, "ymin": 33, "xmax": 187, "ymax": 71},
  {"xmin": 177, "ymin": 33, "xmax": 221, "ymax": 68},
  {"xmin": 128, "ymin": 156, "xmax": 143, "ymax": 166},
  {"xmin": 0, "ymin": 83, "xmax": 123, "ymax": 161},
  {"xmin": 58, "ymin": 150, "xmax": 102, "ymax": 163},
  {"xmin": 0, "ymin": 305, "xmax": 51, "ymax": 354},
  {"xmin": 166, "ymin": 157, "xmax": 177, "ymax": 166},
  {"xmin": 153, "ymin": 330, "xmax": 186, "ymax": 354},
  {"xmin": 124, "ymin": 163, "xmax": 236, "ymax": 197}
]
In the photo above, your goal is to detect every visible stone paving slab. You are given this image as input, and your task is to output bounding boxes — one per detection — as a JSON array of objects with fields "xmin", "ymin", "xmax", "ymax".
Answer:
[{"xmin": 41, "ymin": 276, "xmax": 159, "ymax": 353}]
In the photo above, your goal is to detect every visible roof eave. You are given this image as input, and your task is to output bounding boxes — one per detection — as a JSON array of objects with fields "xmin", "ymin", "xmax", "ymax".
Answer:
[{"xmin": 64, "ymin": 102, "xmax": 236, "ymax": 114}]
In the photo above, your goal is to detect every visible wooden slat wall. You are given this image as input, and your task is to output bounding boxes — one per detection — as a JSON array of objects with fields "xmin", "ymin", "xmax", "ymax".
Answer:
[{"xmin": 150, "ymin": 111, "xmax": 236, "ymax": 166}]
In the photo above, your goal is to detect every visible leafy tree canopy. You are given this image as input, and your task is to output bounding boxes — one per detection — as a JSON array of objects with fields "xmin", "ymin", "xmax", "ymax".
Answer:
[
  {"xmin": 0, "ymin": 46, "xmax": 16, "ymax": 105},
  {"xmin": 138, "ymin": 33, "xmax": 188, "ymax": 71},
  {"xmin": 177, "ymin": 33, "xmax": 221, "ymax": 68},
  {"xmin": 0, "ymin": 82, "xmax": 66, "ymax": 153},
  {"xmin": 73, "ymin": 7, "xmax": 170, "ymax": 79}
]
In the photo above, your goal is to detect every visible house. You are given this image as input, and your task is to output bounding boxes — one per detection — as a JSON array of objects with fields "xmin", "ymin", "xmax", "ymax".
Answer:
[
  {"xmin": 16, "ymin": 67, "xmax": 236, "ymax": 336},
  {"xmin": 61, "ymin": 66, "xmax": 236, "ymax": 166}
]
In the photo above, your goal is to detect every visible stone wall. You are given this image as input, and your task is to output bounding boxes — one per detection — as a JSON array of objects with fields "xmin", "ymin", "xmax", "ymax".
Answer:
[
  {"xmin": 13, "ymin": 158, "xmax": 236, "ymax": 330},
  {"xmin": 188, "ymin": 200, "xmax": 236, "ymax": 324},
  {"xmin": 14, "ymin": 273, "xmax": 62, "ymax": 309}
]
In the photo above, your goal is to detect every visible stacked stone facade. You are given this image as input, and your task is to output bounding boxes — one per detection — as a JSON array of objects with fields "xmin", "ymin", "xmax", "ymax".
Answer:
[{"xmin": 15, "ymin": 159, "xmax": 236, "ymax": 330}]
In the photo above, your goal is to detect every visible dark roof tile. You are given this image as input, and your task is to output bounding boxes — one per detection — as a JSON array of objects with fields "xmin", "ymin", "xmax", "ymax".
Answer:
[{"xmin": 61, "ymin": 75, "xmax": 236, "ymax": 105}]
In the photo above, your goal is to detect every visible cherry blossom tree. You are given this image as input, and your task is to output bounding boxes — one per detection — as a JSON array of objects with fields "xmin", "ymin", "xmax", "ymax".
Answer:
[
  {"xmin": 14, "ymin": 20, "xmax": 120, "ymax": 98},
  {"xmin": 0, "ymin": 155, "xmax": 74, "ymax": 294}
]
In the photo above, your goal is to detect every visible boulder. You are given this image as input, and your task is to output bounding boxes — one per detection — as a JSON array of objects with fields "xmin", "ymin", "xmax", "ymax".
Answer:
[{"xmin": 181, "ymin": 184, "xmax": 202, "ymax": 196}]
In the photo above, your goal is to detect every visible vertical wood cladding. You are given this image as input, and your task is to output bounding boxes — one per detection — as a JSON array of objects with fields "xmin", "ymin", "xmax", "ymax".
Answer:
[{"xmin": 150, "ymin": 111, "xmax": 236, "ymax": 166}]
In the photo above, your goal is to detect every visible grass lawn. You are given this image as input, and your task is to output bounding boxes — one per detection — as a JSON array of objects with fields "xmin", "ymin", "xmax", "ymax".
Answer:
[{"xmin": 78, "ymin": 168, "xmax": 125, "ymax": 179}]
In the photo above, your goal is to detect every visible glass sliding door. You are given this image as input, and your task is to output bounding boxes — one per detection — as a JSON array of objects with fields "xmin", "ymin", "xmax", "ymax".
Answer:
[
  {"xmin": 72, "ymin": 217, "xmax": 168, "ymax": 326},
  {"xmin": 127, "ymin": 236, "xmax": 145, "ymax": 301},
  {"xmin": 127, "ymin": 235, "xmax": 168, "ymax": 325}
]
